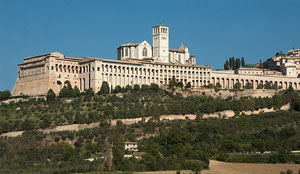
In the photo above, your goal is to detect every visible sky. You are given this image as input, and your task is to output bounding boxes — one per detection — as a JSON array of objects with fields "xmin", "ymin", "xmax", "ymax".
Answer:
[{"xmin": 0, "ymin": 0, "xmax": 300, "ymax": 91}]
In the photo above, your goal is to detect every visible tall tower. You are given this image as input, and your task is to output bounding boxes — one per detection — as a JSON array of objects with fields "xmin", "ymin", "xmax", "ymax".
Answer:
[{"xmin": 152, "ymin": 25, "xmax": 169, "ymax": 62}]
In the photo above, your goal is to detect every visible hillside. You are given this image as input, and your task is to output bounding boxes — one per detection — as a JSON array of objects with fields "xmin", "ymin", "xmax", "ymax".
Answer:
[
  {"xmin": 1, "ymin": 85, "xmax": 300, "ymax": 173},
  {"xmin": 0, "ymin": 85, "xmax": 294, "ymax": 134}
]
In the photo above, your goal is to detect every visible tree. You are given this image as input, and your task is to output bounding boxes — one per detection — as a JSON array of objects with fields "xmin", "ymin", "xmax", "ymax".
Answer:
[
  {"xmin": 84, "ymin": 88, "xmax": 94, "ymax": 96},
  {"xmin": 244, "ymin": 82, "xmax": 253, "ymax": 89},
  {"xmin": 221, "ymin": 140, "xmax": 237, "ymax": 152},
  {"xmin": 229, "ymin": 57, "xmax": 232, "ymax": 70},
  {"xmin": 125, "ymin": 85, "xmax": 132, "ymax": 92},
  {"xmin": 141, "ymin": 84, "xmax": 149, "ymax": 91},
  {"xmin": 230, "ymin": 57, "xmax": 235, "ymax": 70},
  {"xmin": 257, "ymin": 83, "xmax": 263, "ymax": 89},
  {"xmin": 177, "ymin": 82, "xmax": 184, "ymax": 88},
  {"xmin": 0, "ymin": 90, "xmax": 11, "ymax": 100},
  {"xmin": 216, "ymin": 83, "xmax": 222, "ymax": 89},
  {"xmin": 99, "ymin": 81, "xmax": 110, "ymax": 95},
  {"xmin": 234, "ymin": 82, "xmax": 241, "ymax": 89},
  {"xmin": 73, "ymin": 86, "xmax": 81, "ymax": 97},
  {"xmin": 224, "ymin": 60, "xmax": 229, "ymax": 70},
  {"xmin": 150, "ymin": 83, "xmax": 159, "ymax": 91},
  {"xmin": 112, "ymin": 136, "xmax": 125, "ymax": 170},
  {"xmin": 113, "ymin": 85, "xmax": 122, "ymax": 93},
  {"xmin": 133, "ymin": 84, "xmax": 140, "ymax": 92},
  {"xmin": 184, "ymin": 160, "xmax": 206, "ymax": 174},
  {"xmin": 235, "ymin": 58, "xmax": 241, "ymax": 70},
  {"xmin": 169, "ymin": 76, "xmax": 177, "ymax": 89},
  {"xmin": 47, "ymin": 89, "xmax": 56, "ymax": 101},
  {"xmin": 241, "ymin": 57, "xmax": 245, "ymax": 67},
  {"xmin": 263, "ymin": 62, "xmax": 268, "ymax": 69},
  {"xmin": 252, "ymin": 139, "xmax": 265, "ymax": 153},
  {"xmin": 263, "ymin": 82, "xmax": 273, "ymax": 89},
  {"xmin": 186, "ymin": 82, "xmax": 192, "ymax": 89},
  {"xmin": 59, "ymin": 84, "xmax": 76, "ymax": 98}
]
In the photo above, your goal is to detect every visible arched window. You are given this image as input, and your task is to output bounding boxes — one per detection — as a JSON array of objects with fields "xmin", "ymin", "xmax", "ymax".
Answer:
[
  {"xmin": 142, "ymin": 47, "xmax": 147, "ymax": 57},
  {"xmin": 169, "ymin": 53, "xmax": 171, "ymax": 62},
  {"xmin": 178, "ymin": 54, "xmax": 181, "ymax": 63},
  {"xmin": 125, "ymin": 47, "xmax": 128, "ymax": 57}
]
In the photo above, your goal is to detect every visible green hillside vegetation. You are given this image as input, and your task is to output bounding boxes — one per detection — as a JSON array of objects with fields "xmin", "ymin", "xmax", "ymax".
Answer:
[
  {"xmin": 1, "ymin": 110, "xmax": 300, "ymax": 173},
  {"xmin": 0, "ymin": 83, "xmax": 294, "ymax": 134},
  {"xmin": 1, "ymin": 84, "xmax": 300, "ymax": 173},
  {"xmin": 0, "ymin": 90, "xmax": 11, "ymax": 101}
]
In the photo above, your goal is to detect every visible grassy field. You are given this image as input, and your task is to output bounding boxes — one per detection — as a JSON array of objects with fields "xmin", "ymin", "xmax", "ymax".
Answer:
[{"xmin": 134, "ymin": 160, "xmax": 300, "ymax": 174}]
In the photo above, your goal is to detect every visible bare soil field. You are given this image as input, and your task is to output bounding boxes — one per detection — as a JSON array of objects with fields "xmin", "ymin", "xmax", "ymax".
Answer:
[{"xmin": 134, "ymin": 160, "xmax": 300, "ymax": 174}]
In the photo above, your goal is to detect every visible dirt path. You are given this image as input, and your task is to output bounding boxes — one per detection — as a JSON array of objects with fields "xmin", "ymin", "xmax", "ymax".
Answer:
[{"xmin": 134, "ymin": 160, "xmax": 300, "ymax": 174}]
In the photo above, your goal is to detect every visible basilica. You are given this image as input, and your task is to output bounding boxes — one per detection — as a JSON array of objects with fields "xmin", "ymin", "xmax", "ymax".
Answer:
[
  {"xmin": 11, "ymin": 25, "xmax": 300, "ymax": 96},
  {"xmin": 117, "ymin": 25, "xmax": 196, "ymax": 65}
]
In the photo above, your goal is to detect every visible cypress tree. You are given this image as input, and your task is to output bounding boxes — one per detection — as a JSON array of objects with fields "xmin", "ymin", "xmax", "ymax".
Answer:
[
  {"xmin": 224, "ymin": 60, "xmax": 229, "ymax": 70},
  {"xmin": 99, "ymin": 81, "xmax": 110, "ymax": 95},
  {"xmin": 241, "ymin": 57, "xmax": 245, "ymax": 67},
  {"xmin": 231, "ymin": 57, "xmax": 235, "ymax": 70},
  {"xmin": 47, "ymin": 89, "xmax": 56, "ymax": 101},
  {"xmin": 235, "ymin": 58, "xmax": 241, "ymax": 70}
]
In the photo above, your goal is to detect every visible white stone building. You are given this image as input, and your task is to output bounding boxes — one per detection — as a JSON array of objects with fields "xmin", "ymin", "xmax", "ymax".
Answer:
[
  {"xmin": 12, "ymin": 51, "xmax": 211, "ymax": 96},
  {"xmin": 124, "ymin": 142, "xmax": 138, "ymax": 152},
  {"xmin": 117, "ymin": 25, "xmax": 196, "ymax": 65},
  {"xmin": 11, "ymin": 25, "xmax": 300, "ymax": 97},
  {"xmin": 266, "ymin": 49, "xmax": 300, "ymax": 77}
]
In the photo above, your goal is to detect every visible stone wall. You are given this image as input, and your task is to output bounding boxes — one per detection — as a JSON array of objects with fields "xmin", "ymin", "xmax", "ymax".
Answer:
[{"xmin": 12, "ymin": 75, "xmax": 50, "ymax": 96}]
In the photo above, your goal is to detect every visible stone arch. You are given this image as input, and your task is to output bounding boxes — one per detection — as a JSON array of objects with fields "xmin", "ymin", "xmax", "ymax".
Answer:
[
  {"xmin": 225, "ymin": 78, "xmax": 229, "ymax": 89},
  {"xmin": 284, "ymin": 82, "xmax": 288, "ymax": 89},
  {"xmin": 241, "ymin": 79, "xmax": 245, "ymax": 88},
  {"xmin": 64, "ymin": 80, "xmax": 71, "ymax": 86},
  {"xmin": 79, "ymin": 78, "xmax": 82, "ymax": 90},
  {"xmin": 57, "ymin": 81, "xmax": 63, "ymax": 91},
  {"xmin": 59, "ymin": 64, "xmax": 62, "ymax": 72},
  {"xmin": 221, "ymin": 78, "xmax": 225, "ymax": 88},
  {"xmin": 67, "ymin": 65, "xmax": 71, "ymax": 73},
  {"xmin": 83, "ymin": 78, "xmax": 86, "ymax": 90},
  {"xmin": 230, "ymin": 79, "xmax": 234, "ymax": 88}
]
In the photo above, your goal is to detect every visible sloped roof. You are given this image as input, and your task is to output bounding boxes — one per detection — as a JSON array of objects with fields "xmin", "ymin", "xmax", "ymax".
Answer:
[{"xmin": 169, "ymin": 48, "xmax": 185, "ymax": 53}]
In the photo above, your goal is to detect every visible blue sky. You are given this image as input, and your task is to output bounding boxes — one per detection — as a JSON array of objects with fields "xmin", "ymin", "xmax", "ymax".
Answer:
[{"xmin": 0, "ymin": 0, "xmax": 300, "ymax": 91}]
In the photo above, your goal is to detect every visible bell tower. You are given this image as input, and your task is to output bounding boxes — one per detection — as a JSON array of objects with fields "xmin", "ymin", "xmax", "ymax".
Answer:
[{"xmin": 152, "ymin": 25, "xmax": 169, "ymax": 62}]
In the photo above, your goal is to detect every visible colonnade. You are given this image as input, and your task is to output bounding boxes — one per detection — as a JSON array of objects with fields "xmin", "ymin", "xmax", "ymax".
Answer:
[{"xmin": 211, "ymin": 73, "xmax": 300, "ymax": 90}]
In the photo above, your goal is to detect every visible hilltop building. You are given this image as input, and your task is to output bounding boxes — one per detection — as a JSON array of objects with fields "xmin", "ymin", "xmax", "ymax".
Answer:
[
  {"xmin": 11, "ymin": 25, "xmax": 300, "ymax": 96},
  {"xmin": 12, "ymin": 24, "xmax": 211, "ymax": 97},
  {"xmin": 265, "ymin": 49, "xmax": 300, "ymax": 77},
  {"xmin": 117, "ymin": 25, "xmax": 195, "ymax": 65}
]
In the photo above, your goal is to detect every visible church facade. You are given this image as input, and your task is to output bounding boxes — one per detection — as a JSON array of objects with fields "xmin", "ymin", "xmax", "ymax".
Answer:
[{"xmin": 117, "ymin": 25, "xmax": 196, "ymax": 65}]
